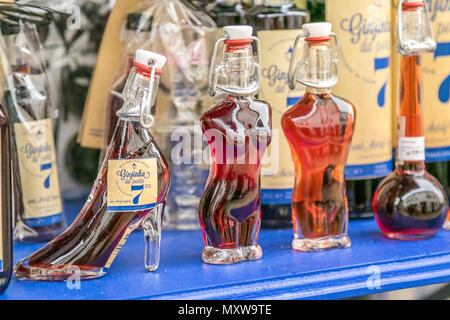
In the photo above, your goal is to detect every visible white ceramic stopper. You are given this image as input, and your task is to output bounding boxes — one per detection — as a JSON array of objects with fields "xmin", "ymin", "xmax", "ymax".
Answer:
[
  {"xmin": 302, "ymin": 22, "xmax": 332, "ymax": 38},
  {"xmin": 223, "ymin": 25, "xmax": 253, "ymax": 40},
  {"xmin": 135, "ymin": 50, "xmax": 166, "ymax": 69}
]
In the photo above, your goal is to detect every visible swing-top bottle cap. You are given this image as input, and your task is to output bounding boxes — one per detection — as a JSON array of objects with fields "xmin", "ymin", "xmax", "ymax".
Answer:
[
  {"xmin": 302, "ymin": 22, "xmax": 332, "ymax": 39},
  {"xmin": 135, "ymin": 50, "xmax": 166, "ymax": 70},
  {"xmin": 223, "ymin": 25, "xmax": 253, "ymax": 40}
]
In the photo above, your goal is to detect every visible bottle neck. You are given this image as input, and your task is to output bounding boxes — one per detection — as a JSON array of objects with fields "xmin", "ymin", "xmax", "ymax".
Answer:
[
  {"xmin": 214, "ymin": 41, "xmax": 259, "ymax": 96},
  {"xmin": 294, "ymin": 40, "xmax": 337, "ymax": 90},
  {"xmin": 396, "ymin": 54, "xmax": 425, "ymax": 174},
  {"xmin": 117, "ymin": 67, "xmax": 160, "ymax": 123}
]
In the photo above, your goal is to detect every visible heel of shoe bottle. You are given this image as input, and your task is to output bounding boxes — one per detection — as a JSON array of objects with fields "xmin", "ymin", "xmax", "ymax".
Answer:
[{"xmin": 142, "ymin": 202, "xmax": 165, "ymax": 272}]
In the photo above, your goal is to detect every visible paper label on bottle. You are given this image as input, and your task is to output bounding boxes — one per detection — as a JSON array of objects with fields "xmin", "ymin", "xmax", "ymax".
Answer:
[
  {"xmin": 326, "ymin": 0, "xmax": 393, "ymax": 179},
  {"xmin": 257, "ymin": 29, "xmax": 306, "ymax": 205},
  {"xmin": 14, "ymin": 119, "xmax": 63, "ymax": 224},
  {"xmin": 422, "ymin": 0, "xmax": 450, "ymax": 162},
  {"xmin": 398, "ymin": 137, "xmax": 426, "ymax": 161},
  {"xmin": 107, "ymin": 158, "xmax": 158, "ymax": 212}
]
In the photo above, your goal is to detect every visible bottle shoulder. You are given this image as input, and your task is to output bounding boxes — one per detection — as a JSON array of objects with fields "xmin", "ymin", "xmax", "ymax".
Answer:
[
  {"xmin": 282, "ymin": 92, "xmax": 356, "ymax": 122},
  {"xmin": 377, "ymin": 171, "xmax": 448, "ymax": 203}
]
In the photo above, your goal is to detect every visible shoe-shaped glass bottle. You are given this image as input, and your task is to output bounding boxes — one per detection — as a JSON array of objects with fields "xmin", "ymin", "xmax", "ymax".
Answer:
[
  {"xmin": 283, "ymin": 23, "xmax": 356, "ymax": 251},
  {"xmin": 199, "ymin": 26, "xmax": 272, "ymax": 264},
  {"xmin": 14, "ymin": 50, "xmax": 170, "ymax": 281},
  {"xmin": 373, "ymin": 0, "xmax": 448, "ymax": 240}
]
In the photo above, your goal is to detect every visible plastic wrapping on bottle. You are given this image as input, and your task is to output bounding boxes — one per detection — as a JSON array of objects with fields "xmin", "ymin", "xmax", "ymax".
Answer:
[
  {"xmin": 101, "ymin": 0, "xmax": 217, "ymax": 230},
  {"xmin": 18, "ymin": 0, "xmax": 113, "ymax": 199},
  {"xmin": 0, "ymin": 15, "xmax": 66, "ymax": 242}
]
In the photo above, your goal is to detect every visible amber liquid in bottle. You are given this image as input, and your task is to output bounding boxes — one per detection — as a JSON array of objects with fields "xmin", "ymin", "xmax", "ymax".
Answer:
[
  {"xmin": 373, "ymin": 55, "xmax": 448, "ymax": 239},
  {"xmin": 282, "ymin": 88, "xmax": 355, "ymax": 248}
]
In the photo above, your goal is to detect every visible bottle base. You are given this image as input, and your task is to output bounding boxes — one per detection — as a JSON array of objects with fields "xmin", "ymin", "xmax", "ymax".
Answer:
[
  {"xmin": 292, "ymin": 235, "xmax": 351, "ymax": 252},
  {"xmin": 383, "ymin": 230, "xmax": 439, "ymax": 241},
  {"xmin": 13, "ymin": 259, "xmax": 106, "ymax": 281},
  {"xmin": 202, "ymin": 245, "xmax": 263, "ymax": 265},
  {"xmin": 445, "ymin": 220, "xmax": 450, "ymax": 231}
]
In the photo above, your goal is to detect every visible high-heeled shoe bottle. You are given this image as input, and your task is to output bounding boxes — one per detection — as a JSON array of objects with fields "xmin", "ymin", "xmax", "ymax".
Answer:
[{"xmin": 14, "ymin": 50, "xmax": 171, "ymax": 281}]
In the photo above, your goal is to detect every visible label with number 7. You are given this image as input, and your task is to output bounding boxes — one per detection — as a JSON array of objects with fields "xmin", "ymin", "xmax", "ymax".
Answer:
[{"xmin": 107, "ymin": 158, "xmax": 158, "ymax": 212}]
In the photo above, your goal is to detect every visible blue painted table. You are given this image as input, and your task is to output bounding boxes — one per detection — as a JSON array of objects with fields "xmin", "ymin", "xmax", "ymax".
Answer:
[{"xmin": 1, "ymin": 200, "xmax": 450, "ymax": 300}]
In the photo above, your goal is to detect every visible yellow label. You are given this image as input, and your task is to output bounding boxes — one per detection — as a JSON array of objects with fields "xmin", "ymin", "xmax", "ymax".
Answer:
[
  {"xmin": 107, "ymin": 158, "xmax": 158, "ymax": 212},
  {"xmin": 423, "ymin": 0, "xmax": 450, "ymax": 161},
  {"xmin": 14, "ymin": 119, "xmax": 63, "ymax": 220},
  {"xmin": 327, "ymin": 0, "xmax": 393, "ymax": 179},
  {"xmin": 258, "ymin": 29, "xmax": 305, "ymax": 204}
]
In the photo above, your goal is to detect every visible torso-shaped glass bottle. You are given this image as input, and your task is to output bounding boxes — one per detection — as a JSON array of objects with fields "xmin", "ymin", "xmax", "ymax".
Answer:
[
  {"xmin": 283, "ymin": 23, "xmax": 355, "ymax": 251},
  {"xmin": 0, "ymin": 93, "xmax": 12, "ymax": 294},
  {"xmin": 14, "ymin": 50, "xmax": 170, "ymax": 281},
  {"xmin": 1, "ymin": 22, "xmax": 66, "ymax": 242},
  {"xmin": 199, "ymin": 26, "xmax": 272, "ymax": 264},
  {"xmin": 373, "ymin": 0, "xmax": 448, "ymax": 239}
]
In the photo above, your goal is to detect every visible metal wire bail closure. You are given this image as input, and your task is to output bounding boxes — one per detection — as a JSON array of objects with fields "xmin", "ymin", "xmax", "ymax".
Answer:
[
  {"xmin": 288, "ymin": 31, "xmax": 339, "ymax": 90},
  {"xmin": 140, "ymin": 60, "xmax": 156, "ymax": 129},
  {"xmin": 397, "ymin": 0, "xmax": 436, "ymax": 56},
  {"xmin": 208, "ymin": 36, "xmax": 262, "ymax": 97}
]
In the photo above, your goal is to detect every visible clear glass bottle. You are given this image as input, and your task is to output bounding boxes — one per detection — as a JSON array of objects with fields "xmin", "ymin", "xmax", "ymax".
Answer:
[
  {"xmin": 373, "ymin": 0, "xmax": 448, "ymax": 240},
  {"xmin": 14, "ymin": 50, "xmax": 171, "ymax": 281},
  {"xmin": 199, "ymin": 25, "xmax": 272, "ymax": 264},
  {"xmin": 283, "ymin": 22, "xmax": 355, "ymax": 251},
  {"xmin": 1, "ymin": 21, "xmax": 66, "ymax": 243},
  {"xmin": 245, "ymin": 0, "xmax": 309, "ymax": 229}
]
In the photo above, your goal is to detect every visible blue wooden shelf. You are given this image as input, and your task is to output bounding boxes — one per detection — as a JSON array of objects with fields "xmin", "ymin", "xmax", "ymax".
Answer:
[{"xmin": 1, "ymin": 200, "xmax": 450, "ymax": 300}]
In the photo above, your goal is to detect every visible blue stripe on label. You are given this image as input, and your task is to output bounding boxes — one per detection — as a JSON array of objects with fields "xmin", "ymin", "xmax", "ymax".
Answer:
[
  {"xmin": 435, "ymin": 42, "xmax": 450, "ymax": 58},
  {"xmin": 261, "ymin": 189, "xmax": 293, "ymax": 205},
  {"xmin": 26, "ymin": 213, "xmax": 63, "ymax": 228},
  {"xmin": 0, "ymin": 260, "xmax": 2, "ymax": 272},
  {"xmin": 374, "ymin": 57, "xmax": 390, "ymax": 71},
  {"xmin": 107, "ymin": 203, "xmax": 156, "ymax": 212},
  {"xmin": 345, "ymin": 160, "xmax": 393, "ymax": 180},
  {"xmin": 287, "ymin": 97, "xmax": 301, "ymax": 107},
  {"xmin": 40, "ymin": 163, "xmax": 52, "ymax": 170},
  {"xmin": 425, "ymin": 146, "xmax": 450, "ymax": 163}
]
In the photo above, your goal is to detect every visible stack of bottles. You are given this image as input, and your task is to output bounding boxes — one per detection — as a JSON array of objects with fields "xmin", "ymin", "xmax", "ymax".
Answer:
[{"xmin": 0, "ymin": 0, "xmax": 446, "ymax": 291}]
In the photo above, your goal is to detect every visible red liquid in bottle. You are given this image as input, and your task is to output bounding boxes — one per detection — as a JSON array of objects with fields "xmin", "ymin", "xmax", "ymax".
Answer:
[
  {"xmin": 373, "ymin": 55, "xmax": 447, "ymax": 239},
  {"xmin": 199, "ymin": 96, "xmax": 271, "ymax": 263}
]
